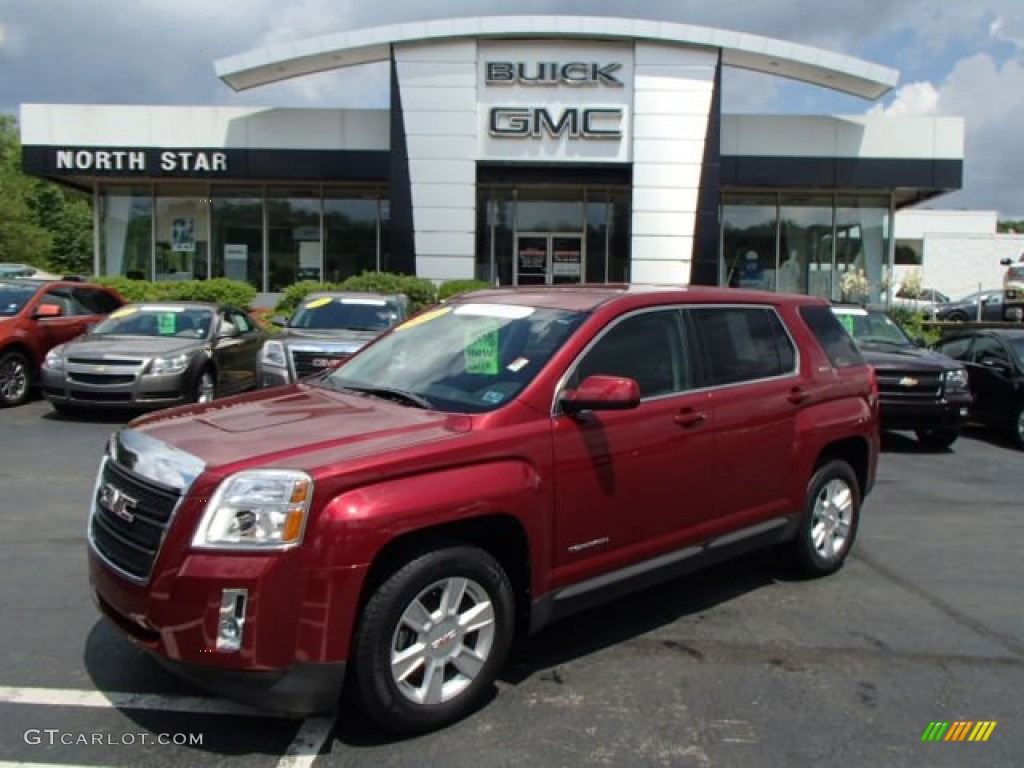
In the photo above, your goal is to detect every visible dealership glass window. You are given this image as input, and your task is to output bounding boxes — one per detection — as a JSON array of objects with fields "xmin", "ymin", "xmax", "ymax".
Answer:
[
  {"xmin": 268, "ymin": 186, "xmax": 321, "ymax": 291},
  {"xmin": 323, "ymin": 187, "xmax": 383, "ymax": 283},
  {"xmin": 476, "ymin": 187, "xmax": 516, "ymax": 286},
  {"xmin": 779, "ymin": 196, "xmax": 834, "ymax": 299},
  {"xmin": 515, "ymin": 188, "xmax": 584, "ymax": 232},
  {"xmin": 585, "ymin": 190, "xmax": 610, "ymax": 283},
  {"xmin": 155, "ymin": 184, "xmax": 209, "ymax": 281},
  {"xmin": 608, "ymin": 188, "xmax": 631, "ymax": 282},
  {"xmin": 211, "ymin": 187, "xmax": 263, "ymax": 289},
  {"xmin": 835, "ymin": 197, "xmax": 889, "ymax": 303},
  {"xmin": 722, "ymin": 195, "xmax": 777, "ymax": 290},
  {"xmin": 98, "ymin": 185, "xmax": 153, "ymax": 279}
]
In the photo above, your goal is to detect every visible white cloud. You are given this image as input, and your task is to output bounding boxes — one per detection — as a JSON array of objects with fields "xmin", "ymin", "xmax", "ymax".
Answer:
[{"xmin": 868, "ymin": 81, "xmax": 939, "ymax": 117}]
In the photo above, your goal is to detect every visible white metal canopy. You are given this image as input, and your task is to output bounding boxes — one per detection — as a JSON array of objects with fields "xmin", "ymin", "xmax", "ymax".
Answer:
[{"xmin": 215, "ymin": 15, "xmax": 898, "ymax": 100}]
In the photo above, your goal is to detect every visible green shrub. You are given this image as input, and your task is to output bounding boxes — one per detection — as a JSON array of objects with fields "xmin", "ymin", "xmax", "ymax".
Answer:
[
  {"xmin": 91, "ymin": 277, "xmax": 256, "ymax": 308},
  {"xmin": 338, "ymin": 272, "xmax": 438, "ymax": 313},
  {"xmin": 438, "ymin": 279, "xmax": 493, "ymax": 301},
  {"xmin": 888, "ymin": 306, "xmax": 941, "ymax": 345}
]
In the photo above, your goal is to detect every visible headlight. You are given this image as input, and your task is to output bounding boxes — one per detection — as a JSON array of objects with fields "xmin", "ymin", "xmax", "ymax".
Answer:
[
  {"xmin": 260, "ymin": 340, "xmax": 286, "ymax": 368},
  {"xmin": 192, "ymin": 469, "xmax": 313, "ymax": 550},
  {"xmin": 43, "ymin": 346, "xmax": 65, "ymax": 371},
  {"xmin": 943, "ymin": 368, "xmax": 970, "ymax": 392},
  {"xmin": 148, "ymin": 353, "xmax": 190, "ymax": 376}
]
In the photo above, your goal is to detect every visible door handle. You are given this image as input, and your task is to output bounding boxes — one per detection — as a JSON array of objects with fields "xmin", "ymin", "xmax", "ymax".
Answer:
[
  {"xmin": 787, "ymin": 387, "xmax": 809, "ymax": 405},
  {"xmin": 674, "ymin": 408, "xmax": 707, "ymax": 428}
]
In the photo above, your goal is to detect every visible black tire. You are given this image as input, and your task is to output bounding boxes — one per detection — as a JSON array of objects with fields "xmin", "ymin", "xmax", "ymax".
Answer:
[
  {"xmin": 944, "ymin": 311, "xmax": 968, "ymax": 322},
  {"xmin": 0, "ymin": 350, "xmax": 32, "ymax": 407},
  {"xmin": 1011, "ymin": 403, "xmax": 1024, "ymax": 450},
  {"xmin": 915, "ymin": 428, "xmax": 959, "ymax": 451},
  {"xmin": 787, "ymin": 460, "xmax": 861, "ymax": 578},
  {"xmin": 191, "ymin": 366, "xmax": 217, "ymax": 404},
  {"xmin": 351, "ymin": 545, "xmax": 515, "ymax": 735}
]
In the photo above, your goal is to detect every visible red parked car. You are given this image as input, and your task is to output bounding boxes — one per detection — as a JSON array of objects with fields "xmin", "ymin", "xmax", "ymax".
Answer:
[
  {"xmin": 88, "ymin": 285, "xmax": 879, "ymax": 733},
  {"xmin": 0, "ymin": 278, "xmax": 124, "ymax": 407}
]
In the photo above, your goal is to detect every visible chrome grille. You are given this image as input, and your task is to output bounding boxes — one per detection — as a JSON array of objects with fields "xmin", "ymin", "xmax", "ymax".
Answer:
[
  {"xmin": 875, "ymin": 370, "xmax": 942, "ymax": 400},
  {"xmin": 290, "ymin": 349, "xmax": 351, "ymax": 379},
  {"xmin": 90, "ymin": 459, "xmax": 181, "ymax": 582}
]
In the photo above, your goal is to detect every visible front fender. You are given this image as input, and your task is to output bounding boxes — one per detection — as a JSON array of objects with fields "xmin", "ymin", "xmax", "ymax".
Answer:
[{"xmin": 296, "ymin": 460, "xmax": 550, "ymax": 664}]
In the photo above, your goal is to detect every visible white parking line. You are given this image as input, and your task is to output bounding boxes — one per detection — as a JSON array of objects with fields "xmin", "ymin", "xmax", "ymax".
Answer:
[
  {"xmin": 276, "ymin": 717, "xmax": 335, "ymax": 768},
  {"xmin": 0, "ymin": 686, "xmax": 289, "ymax": 717}
]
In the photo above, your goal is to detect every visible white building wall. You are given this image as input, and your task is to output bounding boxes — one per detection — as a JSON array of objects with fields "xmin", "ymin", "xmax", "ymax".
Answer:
[
  {"xmin": 630, "ymin": 43, "xmax": 717, "ymax": 284},
  {"xmin": 919, "ymin": 234, "xmax": 1024, "ymax": 298},
  {"xmin": 394, "ymin": 40, "xmax": 479, "ymax": 281}
]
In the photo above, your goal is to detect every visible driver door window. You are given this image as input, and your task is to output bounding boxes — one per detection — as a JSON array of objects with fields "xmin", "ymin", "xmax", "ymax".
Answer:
[{"xmin": 573, "ymin": 310, "xmax": 690, "ymax": 398}]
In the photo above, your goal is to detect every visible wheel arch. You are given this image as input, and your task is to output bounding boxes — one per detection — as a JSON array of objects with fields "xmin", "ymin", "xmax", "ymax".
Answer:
[{"xmin": 813, "ymin": 436, "xmax": 870, "ymax": 499}]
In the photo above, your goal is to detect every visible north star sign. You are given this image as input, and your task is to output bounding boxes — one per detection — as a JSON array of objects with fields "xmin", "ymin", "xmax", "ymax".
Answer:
[
  {"xmin": 53, "ymin": 149, "xmax": 229, "ymax": 173},
  {"xmin": 484, "ymin": 60, "xmax": 625, "ymax": 140}
]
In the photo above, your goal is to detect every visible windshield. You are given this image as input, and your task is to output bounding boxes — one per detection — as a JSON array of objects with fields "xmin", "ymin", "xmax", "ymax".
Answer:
[
  {"xmin": 832, "ymin": 309, "xmax": 912, "ymax": 346},
  {"xmin": 290, "ymin": 296, "xmax": 402, "ymax": 331},
  {"xmin": 90, "ymin": 305, "xmax": 214, "ymax": 339},
  {"xmin": 317, "ymin": 303, "xmax": 586, "ymax": 413},
  {"xmin": 0, "ymin": 281, "xmax": 37, "ymax": 316}
]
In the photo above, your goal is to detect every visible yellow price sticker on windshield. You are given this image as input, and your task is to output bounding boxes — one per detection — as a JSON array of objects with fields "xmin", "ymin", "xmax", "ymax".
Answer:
[
  {"xmin": 109, "ymin": 307, "xmax": 138, "ymax": 318},
  {"xmin": 394, "ymin": 306, "xmax": 451, "ymax": 332},
  {"xmin": 304, "ymin": 297, "xmax": 332, "ymax": 309}
]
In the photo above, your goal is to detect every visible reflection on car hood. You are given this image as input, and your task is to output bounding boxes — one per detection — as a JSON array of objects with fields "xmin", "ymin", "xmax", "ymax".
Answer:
[
  {"xmin": 856, "ymin": 342, "xmax": 957, "ymax": 372},
  {"xmin": 62, "ymin": 335, "xmax": 207, "ymax": 359},
  {"xmin": 126, "ymin": 384, "xmax": 472, "ymax": 473}
]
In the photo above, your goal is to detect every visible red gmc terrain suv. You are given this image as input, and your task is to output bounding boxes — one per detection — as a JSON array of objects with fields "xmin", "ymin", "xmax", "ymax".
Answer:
[{"xmin": 88, "ymin": 286, "xmax": 879, "ymax": 734}]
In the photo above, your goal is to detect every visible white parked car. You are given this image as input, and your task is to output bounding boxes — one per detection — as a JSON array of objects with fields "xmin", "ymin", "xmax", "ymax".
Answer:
[
  {"xmin": 0, "ymin": 263, "xmax": 62, "ymax": 280},
  {"xmin": 890, "ymin": 284, "xmax": 949, "ymax": 315}
]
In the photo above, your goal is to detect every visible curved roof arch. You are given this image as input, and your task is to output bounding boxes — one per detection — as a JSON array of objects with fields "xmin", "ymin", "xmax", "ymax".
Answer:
[{"xmin": 215, "ymin": 15, "xmax": 898, "ymax": 100}]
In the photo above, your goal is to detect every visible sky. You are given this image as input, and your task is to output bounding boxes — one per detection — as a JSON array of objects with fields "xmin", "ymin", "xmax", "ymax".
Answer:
[{"xmin": 2, "ymin": 0, "xmax": 1024, "ymax": 217}]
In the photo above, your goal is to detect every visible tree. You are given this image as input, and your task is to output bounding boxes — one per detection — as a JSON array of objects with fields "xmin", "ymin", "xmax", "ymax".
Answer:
[
  {"xmin": 0, "ymin": 113, "xmax": 94, "ymax": 273},
  {"xmin": 0, "ymin": 114, "xmax": 52, "ymax": 264}
]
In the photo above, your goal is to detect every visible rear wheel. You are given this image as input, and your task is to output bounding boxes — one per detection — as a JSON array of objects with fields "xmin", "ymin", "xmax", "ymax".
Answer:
[
  {"xmin": 915, "ymin": 428, "xmax": 959, "ymax": 451},
  {"xmin": 944, "ymin": 311, "xmax": 968, "ymax": 322},
  {"xmin": 0, "ymin": 351, "xmax": 31, "ymax": 407},
  {"xmin": 351, "ymin": 545, "xmax": 515, "ymax": 735},
  {"xmin": 787, "ymin": 460, "xmax": 861, "ymax": 578}
]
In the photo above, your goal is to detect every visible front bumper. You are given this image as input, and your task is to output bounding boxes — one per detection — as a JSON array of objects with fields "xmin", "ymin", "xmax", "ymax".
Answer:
[
  {"xmin": 879, "ymin": 394, "xmax": 972, "ymax": 431},
  {"xmin": 41, "ymin": 367, "xmax": 190, "ymax": 409}
]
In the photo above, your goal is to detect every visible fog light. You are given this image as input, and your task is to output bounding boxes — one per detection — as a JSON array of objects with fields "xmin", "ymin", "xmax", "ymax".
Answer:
[{"xmin": 216, "ymin": 588, "xmax": 247, "ymax": 652}]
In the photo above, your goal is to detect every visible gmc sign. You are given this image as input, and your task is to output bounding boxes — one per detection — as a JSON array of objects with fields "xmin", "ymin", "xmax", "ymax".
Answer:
[{"xmin": 488, "ymin": 107, "xmax": 623, "ymax": 139}]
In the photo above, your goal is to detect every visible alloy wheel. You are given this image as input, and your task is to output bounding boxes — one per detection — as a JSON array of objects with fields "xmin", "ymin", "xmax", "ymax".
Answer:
[
  {"xmin": 0, "ymin": 355, "xmax": 29, "ymax": 405},
  {"xmin": 389, "ymin": 576, "xmax": 497, "ymax": 706},
  {"xmin": 810, "ymin": 478, "xmax": 854, "ymax": 560}
]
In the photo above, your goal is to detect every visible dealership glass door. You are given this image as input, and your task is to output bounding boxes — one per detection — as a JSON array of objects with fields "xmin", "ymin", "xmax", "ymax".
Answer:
[{"xmin": 515, "ymin": 233, "xmax": 584, "ymax": 285}]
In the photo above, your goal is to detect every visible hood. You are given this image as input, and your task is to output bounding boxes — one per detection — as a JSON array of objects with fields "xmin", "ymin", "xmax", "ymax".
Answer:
[
  {"xmin": 62, "ymin": 334, "xmax": 206, "ymax": 359},
  {"xmin": 856, "ymin": 342, "xmax": 957, "ymax": 372},
  {"xmin": 123, "ymin": 384, "xmax": 472, "ymax": 476}
]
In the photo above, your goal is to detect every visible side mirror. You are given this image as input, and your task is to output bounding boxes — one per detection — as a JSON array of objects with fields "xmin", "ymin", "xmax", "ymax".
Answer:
[
  {"xmin": 560, "ymin": 375, "xmax": 641, "ymax": 415},
  {"xmin": 271, "ymin": 315, "xmax": 288, "ymax": 327},
  {"xmin": 217, "ymin": 323, "xmax": 241, "ymax": 339},
  {"xmin": 34, "ymin": 304, "xmax": 63, "ymax": 318}
]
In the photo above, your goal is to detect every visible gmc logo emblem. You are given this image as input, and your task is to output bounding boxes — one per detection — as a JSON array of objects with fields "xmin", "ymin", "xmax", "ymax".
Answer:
[
  {"xmin": 489, "ymin": 107, "xmax": 623, "ymax": 139},
  {"xmin": 99, "ymin": 483, "xmax": 137, "ymax": 523}
]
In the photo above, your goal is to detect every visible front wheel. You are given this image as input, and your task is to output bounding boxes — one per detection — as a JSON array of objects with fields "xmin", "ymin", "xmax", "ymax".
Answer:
[
  {"xmin": 915, "ymin": 428, "xmax": 959, "ymax": 451},
  {"xmin": 351, "ymin": 545, "xmax": 515, "ymax": 735},
  {"xmin": 944, "ymin": 311, "xmax": 968, "ymax": 322},
  {"xmin": 1011, "ymin": 403, "xmax": 1024, "ymax": 450},
  {"xmin": 787, "ymin": 460, "xmax": 861, "ymax": 578},
  {"xmin": 191, "ymin": 367, "xmax": 216, "ymax": 404},
  {"xmin": 0, "ymin": 350, "xmax": 31, "ymax": 407}
]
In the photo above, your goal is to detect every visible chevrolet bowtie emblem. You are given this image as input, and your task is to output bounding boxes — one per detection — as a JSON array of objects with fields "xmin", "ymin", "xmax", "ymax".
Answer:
[{"xmin": 899, "ymin": 376, "xmax": 918, "ymax": 387}]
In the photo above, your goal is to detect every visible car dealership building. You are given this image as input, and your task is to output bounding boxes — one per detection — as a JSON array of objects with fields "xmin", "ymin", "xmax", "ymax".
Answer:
[{"xmin": 19, "ymin": 16, "xmax": 965, "ymax": 302}]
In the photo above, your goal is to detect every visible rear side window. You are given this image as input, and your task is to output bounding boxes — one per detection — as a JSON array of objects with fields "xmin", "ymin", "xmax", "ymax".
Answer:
[
  {"xmin": 799, "ymin": 305, "xmax": 864, "ymax": 368},
  {"xmin": 72, "ymin": 287, "xmax": 122, "ymax": 314},
  {"xmin": 689, "ymin": 307, "xmax": 796, "ymax": 386}
]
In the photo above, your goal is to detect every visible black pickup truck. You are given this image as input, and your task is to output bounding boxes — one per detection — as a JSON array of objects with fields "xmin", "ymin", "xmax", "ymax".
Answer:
[{"xmin": 831, "ymin": 305, "xmax": 972, "ymax": 450}]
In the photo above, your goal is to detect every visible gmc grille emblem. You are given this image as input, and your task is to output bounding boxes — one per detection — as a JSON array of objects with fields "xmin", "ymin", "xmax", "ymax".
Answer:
[{"xmin": 99, "ymin": 483, "xmax": 137, "ymax": 523}]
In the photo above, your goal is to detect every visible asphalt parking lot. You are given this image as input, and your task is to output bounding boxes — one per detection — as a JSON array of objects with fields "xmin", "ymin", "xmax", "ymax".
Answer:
[{"xmin": 0, "ymin": 398, "xmax": 1021, "ymax": 767}]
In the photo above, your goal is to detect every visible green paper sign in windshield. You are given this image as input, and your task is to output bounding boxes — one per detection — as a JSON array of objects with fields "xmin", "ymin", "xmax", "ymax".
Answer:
[
  {"xmin": 838, "ymin": 314, "xmax": 855, "ymax": 336},
  {"xmin": 465, "ymin": 322, "xmax": 499, "ymax": 375},
  {"xmin": 158, "ymin": 313, "xmax": 177, "ymax": 335}
]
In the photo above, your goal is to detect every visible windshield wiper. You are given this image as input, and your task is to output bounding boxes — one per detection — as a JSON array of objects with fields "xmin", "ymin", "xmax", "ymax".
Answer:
[{"xmin": 340, "ymin": 385, "xmax": 434, "ymax": 409}]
